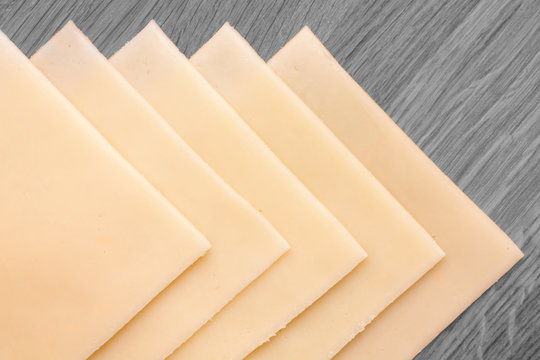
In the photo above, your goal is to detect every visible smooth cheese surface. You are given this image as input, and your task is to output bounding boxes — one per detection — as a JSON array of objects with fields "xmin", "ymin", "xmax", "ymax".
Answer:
[
  {"xmin": 31, "ymin": 22, "xmax": 289, "ymax": 360},
  {"xmin": 268, "ymin": 27, "xmax": 524, "ymax": 360},
  {"xmin": 0, "ymin": 31, "xmax": 209, "ymax": 360},
  {"xmin": 110, "ymin": 21, "xmax": 366, "ymax": 360},
  {"xmin": 190, "ymin": 24, "xmax": 445, "ymax": 360}
]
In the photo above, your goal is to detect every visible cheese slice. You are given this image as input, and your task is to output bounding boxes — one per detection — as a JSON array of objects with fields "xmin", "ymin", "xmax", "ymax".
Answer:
[
  {"xmin": 109, "ymin": 21, "xmax": 366, "ymax": 360},
  {"xmin": 0, "ymin": 31, "xmax": 209, "ymax": 360},
  {"xmin": 268, "ymin": 27, "xmax": 524, "ymax": 360},
  {"xmin": 30, "ymin": 22, "xmax": 289, "ymax": 360},
  {"xmin": 189, "ymin": 23, "xmax": 445, "ymax": 359}
]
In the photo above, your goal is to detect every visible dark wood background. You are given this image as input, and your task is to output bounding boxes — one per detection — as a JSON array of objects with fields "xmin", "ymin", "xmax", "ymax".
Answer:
[{"xmin": 1, "ymin": 0, "xmax": 538, "ymax": 359}]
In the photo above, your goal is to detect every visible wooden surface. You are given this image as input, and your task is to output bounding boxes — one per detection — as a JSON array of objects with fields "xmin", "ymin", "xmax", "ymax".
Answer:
[{"xmin": 1, "ymin": 0, "xmax": 538, "ymax": 359}]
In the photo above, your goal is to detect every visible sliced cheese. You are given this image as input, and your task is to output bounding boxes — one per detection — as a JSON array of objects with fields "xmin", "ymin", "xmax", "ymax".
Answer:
[
  {"xmin": 110, "ymin": 21, "xmax": 366, "ymax": 360},
  {"xmin": 0, "ymin": 31, "xmax": 209, "ymax": 360},
  {"xmin": 190, "ymin": 23, "xmax": 445, "ymax": 360},
  {"xmin": 30, "ymin": 22, "xmax": 289, "ymax": 360},
  {"xmin": 268, "ymin": 27, "xmax": 524, "ymax": 360}
]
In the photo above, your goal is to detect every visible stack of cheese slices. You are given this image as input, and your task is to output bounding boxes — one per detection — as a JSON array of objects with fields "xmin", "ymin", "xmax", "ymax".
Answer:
[{"xmin": 0, "ymin": 20, "xmax": 523, "ymax": 360}]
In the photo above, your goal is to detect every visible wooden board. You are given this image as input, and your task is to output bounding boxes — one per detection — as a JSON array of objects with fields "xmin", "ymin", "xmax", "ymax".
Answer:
[{"xmin": 0, "ymin": 0, "xmax": 538, "ymax": 358}]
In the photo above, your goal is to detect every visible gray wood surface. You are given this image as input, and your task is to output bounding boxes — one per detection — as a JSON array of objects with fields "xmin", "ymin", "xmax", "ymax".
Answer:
[{"xmin": 1, "ymin": 0, "xmax": 538, "ymax": 359}]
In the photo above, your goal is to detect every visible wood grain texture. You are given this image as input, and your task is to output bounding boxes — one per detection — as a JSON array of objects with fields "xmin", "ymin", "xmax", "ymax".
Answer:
[{"xmin": 0, "ymin": 0, "xmax": 538, "ymax": 359}]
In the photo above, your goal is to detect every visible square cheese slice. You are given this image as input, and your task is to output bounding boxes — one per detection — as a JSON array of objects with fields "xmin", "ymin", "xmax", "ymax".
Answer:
[
  {"xmin": 0, "ymin": 30, "xmax": 209, "ymax": 360},
  {"xmin": 110, "ymin": 21, "xmax": 366, "ymax": 360},
  {"xmin": 268, "ymin": 27, "xmax": 524, "ymax": 360},
  {"xmin": 190, "ymin": 23, "xmax": 445, "ymax": 359},
  {"xmin": 30, "ymin": 22, "xmax": 289, "ymax": 360}
]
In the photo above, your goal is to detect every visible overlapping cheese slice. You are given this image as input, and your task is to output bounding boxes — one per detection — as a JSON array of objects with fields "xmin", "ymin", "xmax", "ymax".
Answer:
[
  {"xmin": 268, "ymin": 27, "xmax": 524, "ymax": 360},
  {"xmin": 29, "ymin": 22, "xmax": 290, "ymax": 360},
  {"xmin": 110, "ymin": 21, "xmax": 366, "ymax": 360},
  {"xmin": 189, "ymin": 24, "xmax": 445, "ymax": 360},
  {"xmin": 0, "ymin": 31, "xmax": 209, "ymax": 360}
]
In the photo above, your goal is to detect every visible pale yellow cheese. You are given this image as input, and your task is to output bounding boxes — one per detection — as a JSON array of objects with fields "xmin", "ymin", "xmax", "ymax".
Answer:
[
  {"xmin": 189, "ymin": 24, "xmax": 445, "ymax": 360},
  {"xmin": 0, "ymin": 31, "xmax": 209, "ymax": 360},
  {"xmin": 268, "ymin": 27, "xmax": 524, "ymax": 360},
  {"xmin": 30, "ymin": 22, "xmax": 289, "ymax": 360},
  {"xmin": 109, "ymin": 21, "xmax": 366, "ymax": 360}
]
